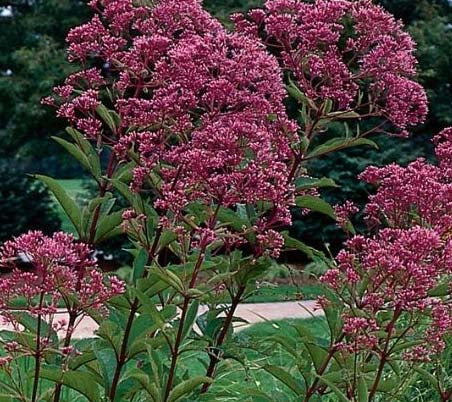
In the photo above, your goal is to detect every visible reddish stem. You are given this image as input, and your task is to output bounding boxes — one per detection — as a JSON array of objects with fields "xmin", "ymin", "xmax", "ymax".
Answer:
[{"xmin": 200, "ymin": 285, "xmax": 246, "ymax": 393}]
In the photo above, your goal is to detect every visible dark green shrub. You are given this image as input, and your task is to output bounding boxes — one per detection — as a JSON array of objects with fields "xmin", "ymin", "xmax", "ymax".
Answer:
[{"xmin": 0, "ymin": 160, "xmax": 61, "ymax": 241}]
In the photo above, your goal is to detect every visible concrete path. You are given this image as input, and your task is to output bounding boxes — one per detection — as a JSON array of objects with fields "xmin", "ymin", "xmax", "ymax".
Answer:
[{"xmin": 0, "ymin": 300, "xmax": 323, "ymax": 339}]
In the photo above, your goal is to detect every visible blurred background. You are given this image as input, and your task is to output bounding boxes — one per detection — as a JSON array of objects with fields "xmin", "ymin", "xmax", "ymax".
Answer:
[{"xmin": 0, "ymin": 0, "xmax": 451, "ymax": 253}]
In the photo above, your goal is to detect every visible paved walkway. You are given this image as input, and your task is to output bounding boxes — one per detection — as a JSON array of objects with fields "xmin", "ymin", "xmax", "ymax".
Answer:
[{"xmin": 0, "ymin": 300, "xmax": 322, "ymax": 339}]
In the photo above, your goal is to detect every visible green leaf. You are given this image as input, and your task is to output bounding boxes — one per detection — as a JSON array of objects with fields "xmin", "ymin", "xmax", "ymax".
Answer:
[
  {"xmin": 323, "ymin": 303, "xmax": 343, "ymax": 339},
  {"xmin": 217, "ymin": 207, "xmax": 250, "ymax": 231},
  {"xmin": 96, "ymin": 104, "xmax": 118, "ymax": 132},
  {"xmin": 167, "ymin": 377, "xmax": 213, "ymax": 402},
  {"xmin": 93, "ymin": 344, "xmax": 117, "ymax": 393},
  {"xmin": 34, "ymin": 175, "xmax": 82, "ymax": 236},
  {"xmin": 316, "ymin": 374, "xmax": 349, "ymax": 402},
  {"xmin": 127, "ymin": 369, "xmax": 160, "ymax": 401},
  {"xmin": 295, "ymin": 195, "xmax": 336, "ymax": 219},
  {"xmin": 65, "ymin": 127, "xmax": 101, "ymax": 178},
  {"xmin": 39, "ymin": 368, "xmax": 101, "ymax": 402},
  {"xmin": 413, "ymin": 367, "xmax": 441, "ymax": 393},
  {"xmin": 326, "ymin": 110, "xmax": 361, "ymax": 119},
  {"xmin": 428, "ymin": 282, "xmax": 449, "ymax": 297},
  {"xmin": 151, "ymin": 267, "xmax": 185, "ymax": 294},
  {"xmin": 282, "ymin": 232, "xmax": 327, "ymax": 261},
  {"xmin": 263, "ymin": 365, "xmax": 304, "ymax": 396},
  {"xmin": 95, "ymin": 210, "xmax": 124, "ymax": 242},
  {"xmin": 133, "ymin": 248, "xmax": 148, "ymax": 282},
  {"xmin": 391, "ymin": 340, "xmax": 423, "ymax": 353},
  {"xmin": 286, "ymin": 78, "xmax": 317, "ymax": 109},
  {"xmin": 304, "ymin": 343, "xmax": 328, "ymax": 372},
  {"xmin": 307, "ymin": 137, "xmax": 379, "ymax": 159},
  {"xmin": 295, "ymin": 176, "xmax": 339, "ymax": 190},
  {"xmin": 357, "ymin": 375, "xmax": 368, "ymax": 402},
  {"xmin": 52, "ymin": 136, "xmax": 92, "ymax": 171},
  {"xmin": 181, "ymin": 300, "xmax": 199, "ymax": 342}
]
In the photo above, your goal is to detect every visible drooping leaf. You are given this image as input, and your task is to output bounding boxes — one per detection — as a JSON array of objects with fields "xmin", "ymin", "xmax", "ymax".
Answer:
[
  {"xmin": 263, "ymin": 365, "xmax": 304, "ymax": 396},
  {"xmin": 167, "ymin": 376, "xmax": 213, "ymax": 402},
  {"xmin": 39, "ymin": 368, "xmax": 101, "ymax": 402},
  {"xmin": 316, "ymin": 374, "xmax": 349, "ymax": 402}
]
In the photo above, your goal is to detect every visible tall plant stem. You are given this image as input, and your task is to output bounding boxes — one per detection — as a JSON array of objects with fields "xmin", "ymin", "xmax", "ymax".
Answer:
[
  {"xmin": 31, "ymin": 292, "xmax": 44, "ymax": 402},
  {"xmin": 304, "ymin": 333, "xmax": 345, "ymax": 402},
  {"xmin": 53, "ymin": 152, "xmax": 118, "ymax": 402},
  {"xmin": 108, "ymin": 227, "xmax": 163, "ymax": 401},
  {"xmin": 368, "ymin": 308, "xmax": 400, "ymax": 401},
  {"xmin": 200, "ymin": 285, "xmax": 246, "ymax": 393},
  {"xmin": 163, "ymin": 247, "xmax": 208, "ymax": 401}
]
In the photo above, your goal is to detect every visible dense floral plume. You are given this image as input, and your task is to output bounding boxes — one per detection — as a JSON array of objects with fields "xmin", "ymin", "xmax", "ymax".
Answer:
[
  {"xmin": 43, "ymin": 0, "xmax": 297, "ymax": 257},
  {"xmin": 322, "ymin": 128, "xmax": 452, "ymax": 359},
  {"xmin": 0, "ymin": 231, "xmax": 124, "ymax": 324},
  {"xmin": 234, "ymin": 0, "xmax": 428, "ymax": 135},
  {"xmin": 360, "ymin": 127, "xmax": 452, "ymax": 234}
]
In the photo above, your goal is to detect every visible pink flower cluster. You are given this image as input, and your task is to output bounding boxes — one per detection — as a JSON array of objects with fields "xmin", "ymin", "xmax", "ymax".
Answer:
[
  {"xmin": 360, "ymin": 127, "xmax": 452, "ymax": 234},
  {"xmin": 45, "ymin": 0, "xmax": 297, "ymax": 256},
  {"xmin": 322, "ymin": 128, "xmax": 452, "ymax": 358},
  {"xmin": 339, "ymin": 316, "xmax": 379, "ymax": 352},
  {"xmin": 0, "ymin": 231, "xmax": 124, "ymax": 322},
  {"xmin": 234, "ymin": 0, "xmax": 428, "ymax": 134}
]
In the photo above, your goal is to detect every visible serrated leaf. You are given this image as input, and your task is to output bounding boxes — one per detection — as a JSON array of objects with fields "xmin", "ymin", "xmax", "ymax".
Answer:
[
  {"xmin": 93, "ymin": 344, "xmax": 117, "ymax": 393},
  {"xmin": 35, "ymin": 175, "xmax": 82, "ymax": 236}
]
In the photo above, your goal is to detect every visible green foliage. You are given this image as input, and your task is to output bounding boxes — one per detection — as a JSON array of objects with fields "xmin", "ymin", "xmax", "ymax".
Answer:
[
  {"xmin": 0, "ymin": 161, "xmax": 61, "ymax": 242},
  {"xmin": 0, "ymin": 0, "xmax": 90, "ymax": 176}
]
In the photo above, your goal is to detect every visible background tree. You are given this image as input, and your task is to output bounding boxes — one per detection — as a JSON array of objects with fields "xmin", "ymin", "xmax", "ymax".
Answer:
[{"xmin": 0, "ymin": 161, "xmax": 61, "ymax": 241}]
